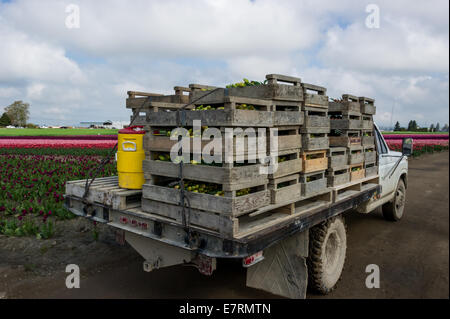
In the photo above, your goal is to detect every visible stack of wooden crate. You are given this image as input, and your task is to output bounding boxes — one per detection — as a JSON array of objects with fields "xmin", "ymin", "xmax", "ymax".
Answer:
[
  {"xmin": 135, "ymin": 74, "xmax": 332, "ymax": 237},
  {"xmin": 328, "ymin": 94, "xmax": 366, "ymax": 183},
  {"xmin": 299, "ymin": 83, "xmax": 330, "ymax": 196},
  {"xmin": 359, "ymin": 97, "xmax": 377, "ymax": 178}
]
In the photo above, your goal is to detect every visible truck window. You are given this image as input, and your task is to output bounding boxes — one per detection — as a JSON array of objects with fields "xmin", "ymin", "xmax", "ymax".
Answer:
[{"xmin": 374, "ymin": 127, "xmax": 388, "ymax": 154}]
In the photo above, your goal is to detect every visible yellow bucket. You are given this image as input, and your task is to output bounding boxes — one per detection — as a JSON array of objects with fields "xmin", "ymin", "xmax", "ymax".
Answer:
[{"xmin": 117, "ymin": 126, "xmax": 145, "ymax": 189}]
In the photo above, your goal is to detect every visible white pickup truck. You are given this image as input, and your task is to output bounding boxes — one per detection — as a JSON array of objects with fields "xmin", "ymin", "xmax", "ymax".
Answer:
[{"xmin": 64, "ymin": 123, "xmax": 409, "ymax": 299}]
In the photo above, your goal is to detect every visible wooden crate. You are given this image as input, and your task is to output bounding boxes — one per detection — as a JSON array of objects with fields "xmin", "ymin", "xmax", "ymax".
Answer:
[
  {"xmin": 348, "ymin": 146, "xmax": 364, "ymax": 165},
  {"xmin": 301, "ymin": 107, "xmax": 330, "ymax": 133},
  {"xmin": 144, "ymin": 128, "xmax": 268, "ymax": 156},
  {"xmin": 269, "ymin": 174, "xmax": 301, "ymax": 204},
  {"xmin": 142, "ymin": 179, "xmax": 270, "ymax": 217},
  {"xmin": 143, "ymin": 188, "xmax": 331, "ymax": 239},
  {"xmin": 362, "ymin": 115, "xmax": 374, "ymax": 130},
  {"xmin": 65, "ymin": 177, "xmax": 141, "ymax": 210},
  {"xmin": 330, "ymin": 175, "xmax": 379, "ymax": 202},
  {"xmin": 359, "ymin": 96, "xmax": 376, "ymax": 115},
  {"xmin": 327, "ymin": 166, "xmax": 350, "ymax": 187},
  {"xmin": 302, "ymin": 133, "xmax": 329, "ymax": 151},
  {"xmin": 146, "ymin": 96, "xmax": 305, "ymax": 127},
  {"xmin": 329, "ymin": 94, "xmax": 361, "ymax": 113},
  {"xmin": 364, "ymin": 145, "xmax": 376, "ymax": 163},
  {"xmin": 300, "ymin": 170, "xmax": 328, "ymax": 197},
  {"xmin": 189, "ymin": 74, "xmax": 304, "ymax": 103},
  {"xmin": 269, "ymin": 149, "xmax": 303, "ymax": 179},
  {"xmin": 272, "ymin": 126, "xmax": 302, "ymax": 152},
  {"xmin": 329, "ymin": 130, "xmax": 361, "ymax": 147},
  {"xmin": 365, "ymin": 162, "xmax": 378, "ymax": 177},
  {"xmin": 302, "ymin": 83, "xmax": 329, "ymax": 109},
  {"xmin": 350, "ymin": 164, "xmax": 365, "ymax": 181},
  {"xmin": 329, "ymin": 111, "xmax": 362, "ymax": 130},
  {"xmin": 362, "ymin": 130, "xmax": 375, "ymax": 146},
  {"xmin": 127, "ymin": 88, "xmax": 190, "ymax": 109},
  {"xmin": 142, "ymin": 159, "xmax": 268, "ymax": 192},
  {"xmin": 328, "ymin": 147, "xmax": 347, "ymax": 169},
  {"xmin": 302, "ymin": 150, "xmax": 328, "ymax": 173}
]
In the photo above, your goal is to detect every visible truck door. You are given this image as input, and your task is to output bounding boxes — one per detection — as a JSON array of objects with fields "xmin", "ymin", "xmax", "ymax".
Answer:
[{"xmin": 374, "ymin": 125, "xmax": 397, "ymax": 196}]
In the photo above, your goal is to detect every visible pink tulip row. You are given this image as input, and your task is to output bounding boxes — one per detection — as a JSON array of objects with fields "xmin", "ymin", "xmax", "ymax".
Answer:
[
  {"xmin": 0, "ymin": 138, "xmax": 116, "ymax": 149},
  {"xmin": 383, "ymin": 134, "xmax": 449, "ymax": 140}
]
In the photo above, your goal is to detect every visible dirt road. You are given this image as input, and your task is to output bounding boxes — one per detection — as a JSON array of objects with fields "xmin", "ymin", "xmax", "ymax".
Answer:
[{"xmin": 1, "ymin": 152, "xmax": 448, "ymax": 299}]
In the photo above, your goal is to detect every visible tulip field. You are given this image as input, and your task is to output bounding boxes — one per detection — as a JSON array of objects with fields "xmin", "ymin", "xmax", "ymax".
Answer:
[
  {"xmin": 383, "ymin": 134, "xmax": 449, "ymax": 156},
  {"xmin": 0, "ymin": 135, "xmax": 117, "ymax": 238},
  {"xmin": 0, "ymin": 132, "xmax": 448, "ymax": 239}
]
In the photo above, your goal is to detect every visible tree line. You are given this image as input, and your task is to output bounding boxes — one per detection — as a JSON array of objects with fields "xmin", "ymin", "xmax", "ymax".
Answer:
[
  {"xmin": 0, "ymin": 101, "xmax": 31, "ymax": 127},
  {"xmin": 394, "ymin": 121, "xmax": 449, "ymax": 132}
]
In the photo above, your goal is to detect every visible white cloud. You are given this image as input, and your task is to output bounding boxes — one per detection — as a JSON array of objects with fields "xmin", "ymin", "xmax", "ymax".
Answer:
[{"xmin": 0, "ymin": 0, "xmax": 447, "ymax": 127}]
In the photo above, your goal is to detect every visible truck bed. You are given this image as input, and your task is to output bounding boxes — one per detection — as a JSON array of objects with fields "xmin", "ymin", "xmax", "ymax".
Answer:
[
  {"xmin": 64, "ymin": 176, "xmax": 380, "ymax": 258},
  {"xmin": 65, "ymin": 176, "xmax": 381, "ymax": 257}
]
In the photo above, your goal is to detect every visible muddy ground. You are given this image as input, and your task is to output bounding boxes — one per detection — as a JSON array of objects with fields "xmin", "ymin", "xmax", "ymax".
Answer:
[{"xmin": 0, "ymin": 152, "xmax": 448, "ymax": 299}]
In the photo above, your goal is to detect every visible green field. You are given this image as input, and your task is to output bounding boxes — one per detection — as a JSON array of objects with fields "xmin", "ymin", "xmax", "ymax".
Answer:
[
  {"xmin": 382, "ymin": 131, "xmax": 448, "ymax": 135},
  {"xmin": 0, "ymin": 128, "xmax": 118, "ymax": 136}
]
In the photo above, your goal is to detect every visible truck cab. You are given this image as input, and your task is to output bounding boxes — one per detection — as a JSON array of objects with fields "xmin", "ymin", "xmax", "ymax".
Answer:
[{"xmin": 358, "ymin": 124, "xmax": 409, "ymax": 220}]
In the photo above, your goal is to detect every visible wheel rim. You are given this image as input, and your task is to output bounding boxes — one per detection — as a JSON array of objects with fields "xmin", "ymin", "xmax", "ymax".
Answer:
[
  {"xmin": 395, "ymin": 185, "xmax": 405, "ymax": 218},
  {"xmin": 324, "ymin": 230, "xmax": 341, "ymax": 276}
]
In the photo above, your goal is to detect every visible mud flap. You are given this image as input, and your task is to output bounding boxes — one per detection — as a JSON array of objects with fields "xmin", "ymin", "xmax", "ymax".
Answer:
[{"xmin": 246, "ymin": 230, "xmax": 309, "ymax": 299}]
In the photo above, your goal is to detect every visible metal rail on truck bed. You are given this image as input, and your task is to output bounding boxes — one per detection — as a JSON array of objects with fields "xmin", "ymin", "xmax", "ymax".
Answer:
[{"xmin": 64, "ymin": 176, "xmax": 381, "ymax": 258}]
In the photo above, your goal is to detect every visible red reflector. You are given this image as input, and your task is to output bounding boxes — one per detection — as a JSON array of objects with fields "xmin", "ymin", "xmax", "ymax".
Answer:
[{"xmin": 242, "ymin": 251, "xmax": 264, "ymax": 267}]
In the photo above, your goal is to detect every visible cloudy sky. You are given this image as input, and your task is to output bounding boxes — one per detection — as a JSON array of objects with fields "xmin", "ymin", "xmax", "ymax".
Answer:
[{"xmin": 0, "ymin": 0, "xmax": 448, "ymax": 128}]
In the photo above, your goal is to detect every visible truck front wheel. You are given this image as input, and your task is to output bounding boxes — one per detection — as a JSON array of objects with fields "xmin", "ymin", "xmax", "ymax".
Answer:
[
  {"xmin": 307, "ymin": 215, "xmax": 347, "ymax": 294},
  {"xmin": 382, "ymin": 179, "xmax": 406, "ymax": 221}
]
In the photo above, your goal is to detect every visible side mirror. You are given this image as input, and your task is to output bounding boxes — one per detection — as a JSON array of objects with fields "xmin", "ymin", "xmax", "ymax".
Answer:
[{"xmin": 402, "ymin": 138, "xmax": 413, "ymax": 156}]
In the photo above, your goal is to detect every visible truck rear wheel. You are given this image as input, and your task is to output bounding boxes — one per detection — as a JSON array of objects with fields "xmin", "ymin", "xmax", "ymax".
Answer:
[
  {"xmin": 382, "ymin": 179, "xmax": 406, "ymax": 221},
  {"xmin": 307, "ymin": 215, "xmax": 347, "ymax": 294}
]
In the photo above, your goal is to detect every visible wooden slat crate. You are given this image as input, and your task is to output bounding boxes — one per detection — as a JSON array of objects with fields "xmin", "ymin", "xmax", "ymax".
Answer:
[
  {"xmin": 359, "ymin": 97, "xmax": 376, "ymax": 115},
  {"xmin": 362, "ymin": 115, "xmax": 374, "ymax": 130},
  {"xmin": 269, "ymin": 174, "xmax": 301, "ymax": 204},
  {"xmin": 273, "ymin": 126, "xmax": 302, "ymax": 152},
  {"xmin": 141, "ymin": 198, "xmax": 238, "ymax": 237},
  {"xmin": 328, "ymin": 147, "xmax": 347, "ymax": 169},
  {"xmin": 127, "ymin": 87, "xmax": 190, "ymax": 108},
  {"xmin": 142, "ymin": 179, "xmax": 270, "ymax": 217},
  {"xmin": 329, "ymin": 111, "xmax": 362, "ymax": 130},
  {"xmin": 350, "ymin": 163, "xmax": 365, "ymax": 181},
  {"xmin": 302, "ymin": 133, "xmax": 329, "ymax": 151},
  {"xmin": 142, "ymin": 189, "xmax": 332, "ymax": 239},
  {"xmin": 189, "ymin": 74, "xmax": 304, "ymax": 102},
  {"xmin": 348, "ymin": 146, "xmax": 364, "ymax": 165},
  {"xmin": 269, "ymin": 149, "xmax": 303, "ymax": 179},
  {"xmin": 331, "ymin": 175, "xmax": 379, "ymax": 202},
  {"xmin": 365, "ymin": 162, "xmax": 378, "ymax": 177},
  {"xmin": 364, "ymin": 145, "xmax": 376, "ymax": 163},
  {"xmin": 327, "ymin": 166, "xmax": 350, "ymax": 187},
  {"xmin": 302, "ymin": 150, "xmax": 328, "ymax": 173},
  {"xmin": 328, "ymin": 94, "xmax": 361, "ymax": 113},
  {"xmin": 362, "ymin": 130, "xmax": 375, "ymax": 146},
  {"xmin": 301, "ymin": 107, "xmax": 330, "ymax": 133},
  {"xmin": 302, "ymin": 83, "xmax": 329, "ymax": 109},
  {"xmin": 146, "ymin": 96, "xmax": 304, "ymax": 127},
  {"xmin": 144, "ymin": 128, "xmax": 268, "ymax": 156},
  {"xmin": 300, "ymin": 170, "xmax": 328, "ymax": 197},
  {"xmin": 189, "ymin": 74, "xmax": 303, "ymax": 104},
  {"xmin": 65, "ymin": 176, "xmax": 141, "ymax": 210},
  {"xmin": 142, "ymin": 158, "xmax": 268, "ymax": 192},
  {"xmin": 329, "ymin": 130, "xmax": 361, "ymax": 147}
]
